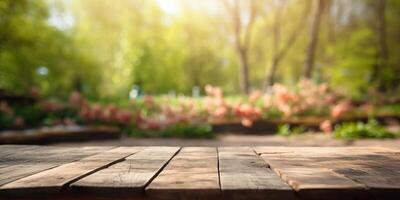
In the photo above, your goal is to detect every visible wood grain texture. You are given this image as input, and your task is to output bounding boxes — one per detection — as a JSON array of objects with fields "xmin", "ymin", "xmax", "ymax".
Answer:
[
  {"xmin": 0, "ymin": 147, "xmax": 142, "ymax": 195},
  {"xmin": 218, "ymin": 147, "xmax": 295, "ymax": 200},
  {"xmin": 300, "ymin": 147, "xmax": 400, "ymax": 199},
  {"xmin": 254, "ymin": 146, "xmax": 400, "ymax": 199},
  {"xmin": 146, "ymin": 147, "xmax": 220, "ymax": 200},
  {"xmin": 71, "ymin": 146, "xmax": 180, "ymax": 198},
  {"xmin": 0, "ymin": 145, "xmax": 399, "ymax": 200},
  {"xmin": 255, "ymin": 147, "xmax": 367, "ymax": 200},
  {"xmin": 0, "ymin": 146, "xmax": 113, "ymax": 186}
]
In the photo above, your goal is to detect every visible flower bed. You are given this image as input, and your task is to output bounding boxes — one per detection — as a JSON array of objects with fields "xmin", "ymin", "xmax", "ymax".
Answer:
[{"xmin": 1, "ymin": 80, "xmax": 399, "ymax": 139}]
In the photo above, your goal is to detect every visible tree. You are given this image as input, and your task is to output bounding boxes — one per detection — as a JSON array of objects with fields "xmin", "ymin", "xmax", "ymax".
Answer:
[
  {"xmin": 0, "ymin": 0, "xmax": 88, "ymax": 96},
  {"xmin": 303, "ymin": 0, "xmax": 327, "ymax": 78},
  {"xmin": 223, "ymin": 0, "xmax": 258, "ymax": 94},
  {"xmin": 371, "ymin": 0, "xmax": 389, "ymax": 91},
  {"xmin": 263, "ymin": 0, "xmax": 310, "ymax": 88}
]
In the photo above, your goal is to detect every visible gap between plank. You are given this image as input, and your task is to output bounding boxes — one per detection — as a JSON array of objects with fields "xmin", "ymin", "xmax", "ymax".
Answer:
[
  {"xmin": 327, "ymin": 168, "xmax": 370, "ymax": 190},
  {"xmin": 251, "ymin": 147, "xmax": 270, "ymax": 169},
  {"xmin": 217, "ymin": 147, "xmax": 222, "ymax": 192},
  {"xmin": 60, "ymin": 148, "xmax": 144, "ymax": 192},
  {"xmin": 143, "ymin": 147, "xmax": 182, "ymax": 189},
  {"xmin": 251, "ymin": 147, "xmax": 303, "ymax": 200}
]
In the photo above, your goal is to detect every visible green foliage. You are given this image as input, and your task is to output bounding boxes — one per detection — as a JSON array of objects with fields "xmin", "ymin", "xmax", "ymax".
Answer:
[
  {"xmin": 0, "ymin": 113, "xmax": 14, "ymax": 129},
  {"xmin": 0, "ymin": 0, "xmax": 100, "ymax": 97},
  {"xmin": 262, "ymin": 107, "xmax": 283, "ymax": 120},
  {"xmin": 277, "ymin": 124, "xmax": 307, "ymax": 136},
  {"xmin": 1, "ymin": 0, "xmax": 400, "ymax": 99},
  {"xmin": 12, "ymin": 105, "xmax": 45, "ymax": 126},
  {"xmin": 334, "ymin": 119, "xmax": 396, "ymax": 139},
  {"xmin": 325, "ymin": 28, "xmax": 376, "ymax": 98}
]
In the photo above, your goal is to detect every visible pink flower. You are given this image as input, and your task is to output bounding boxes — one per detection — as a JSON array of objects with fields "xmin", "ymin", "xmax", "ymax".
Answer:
[
  {"xmin": 115, "ymin": 110, "xmax": 132, "ymax": 124},
  {"xmin": 69, "ymin": 91, "xmax": 85, "ymax": 108},
  {"xmin": 318, "ymin": 83, "xmax": 328, "ymax": 93},
  {"xmin": 213, "ymin": 106, "xmax": 227, "ymax": 118},
  {"xmin": 13, "ymin": 117, "xmax": 25, "ymax": 127},
  {"xmin": 0, "ymin": 101, "xmax": 13, "ymax": 115},
  {"xmin": 263, "ymin": 95, "xmax": 273, "ymax": 108},
  {"xmin": 205, "ymin": 85, "xmax": 214, "ymax": 96},
  {"xmin": 331, "ymin": 101, "xmax": 352, "ymax": 119},
  {"xmin": 241, "ymin": 118, "xmax": 253, "ymax": 127},
  {"xmin": 63, "ymin": 118, "xmax": 76, "ymax": 126},
  {"xmin": 90, "ymin": 104, "xmax": 103, "ymax": 120},
  {"xmin": 29, "ymin": 87, "xmax": 40, "ymax": 97},
  {"xmin": 204, "ymin": 85, "xmax": 223, "ymax": 98},
  {"xmin": 40, "ymin": 101, "xmax": 64, "ymax": 112},
  {"xmin": 139, "ymin": 118, "xmax": 162, "ymax": 130},
  {"xmin": 281, "ymin": 106, "xmax": 292, "ymax": 117},
  {"xmin": 79, "ymin": 105, "xmax": 91, "ymax": 121},
  {"xmin": 100, "ymin": 105, "xmax": 118, "ymax": 122},
  {"xmin": 213, "ymin": 98, "xmax": 224, "ymax": 106},
  {"xmin": 319, "ymin": 120, "xmax": 332, "ymax": 134},
  {"xmin": 234, "ymin": 104, "xmax": 262, "ymax": 127},
  {"xmin": 236, "ymin": 104, "xmax": 253, "ymax": 118},
  {"xmin": 143, "ymin": 95, "xmax": 154, "ymax": 107},
  {"xmin": 249, "ymin": 90, "xmax": 262, "ymax": 103}
]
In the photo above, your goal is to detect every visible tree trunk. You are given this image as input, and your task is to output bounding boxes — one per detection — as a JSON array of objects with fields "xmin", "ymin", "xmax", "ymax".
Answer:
[
  {"xmin": 264, "ymin": 1, "xmax": 310, "ymax": 89},
  {"xmin": 227, "ymin": 0, "xmax": 255, "ymax": 94},
  {"xmin": 264, "ymin": 1, "xmax": 282, "ymax": 90},
  {"xmin": 238, "ymin": 48, "xmax": 250, "ymax": 94},
  {"xmin": 376, "ymin": 0, "xmax": 388, "ymax": 90},
  {"xmin": 265, "ymin": 57, "xmax": 280, "ymax": 88},
  {"xmin": 303, "ymin": 0, "xmax": 325, "ymax": 79}
]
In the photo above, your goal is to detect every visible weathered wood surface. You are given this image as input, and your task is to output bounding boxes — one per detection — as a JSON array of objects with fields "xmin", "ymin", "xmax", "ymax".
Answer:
[
  {"xmin": 0, "ymin": 147, "xmax": 141, "ymax": 194},
  {"xmin": 254, "ymin": 146, "xmax": 400, "ymax": 199},
  {"xmin": 0, "ymin": 145, "xmax": 113, "ymax": 186},
  {"xmin": 146, "ymin": 147, "xmax": 220, "ymax": 200},
  {"xmin": 71, "ymin": 147, "xmax": 180, "ymax": 197},
  {"xmin": 218, "ymin": 147, "xmax": 295, "ymax": 200},
  {"xmin": 0, "ymin": 145, "xmax": 399, "ymax": 200}
]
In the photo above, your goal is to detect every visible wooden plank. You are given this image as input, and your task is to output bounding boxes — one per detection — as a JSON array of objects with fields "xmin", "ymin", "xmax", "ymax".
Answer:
[
  {"xmin": 218, "ymin": 147, "xmax": 295, "ymax": 200},
  {"xmin": 146, "ymin": 147, "xmax": 220, "ymax": 200},
  {"xmin": 0, "ymin": 146, "xmax": 398, "ymax": 200},
  {"xmin": 254, "ymin": 146, "xmax": 388, "ymax": 154},
  {"xmin": 0, "ymin": 164, "xmax": 55, "ymax": 186},
  {"xmin": 304, "ymin": 148, "xmax": 400, "ymax": 199},
  {"xmin": 71, "ymin": 146, "xmax": 180, "ymax": 198},
  {"xmin": 255, "ymin": 146, "xmax": 400, "ymax": 199},
  {"xmin": 0, "ymin": 145, "xmax": 39, "ymax": 152},
  {"xmin": 0, "ymin": 147, "xmax": 142, "ymax": 195},
  {"xmin": 1, "ymin": 146, "xmax": 113, "ymax": 164},
  {"xmin": 0, "ymin": 145, "xmax": 41, "ymax": 163},
  {"xmin": 259, "ymin": 147, "xmax": 400, "ymax": 186},
  {"xmin": 0, "ymin": 146, "xmax": 113, "ymax": 186},
  {"xmin": 255, "ymin": 147, "xmax": 367, "ymax": 200}
]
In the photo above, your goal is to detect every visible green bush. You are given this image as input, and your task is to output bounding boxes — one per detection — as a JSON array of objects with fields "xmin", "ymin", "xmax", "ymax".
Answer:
[
  {"xmin": 334, "ymin": 119, "xmax": 396, "ymax": 139},
  {"xmin": 11, "ymin": 105, "xmax": 45, "ymax": 127}
]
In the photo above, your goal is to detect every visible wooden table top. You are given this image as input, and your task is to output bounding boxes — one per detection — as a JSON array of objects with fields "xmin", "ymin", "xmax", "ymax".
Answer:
[{"xmin": 0, "ymin": 145, "xmax": 399, "ymax": 200}]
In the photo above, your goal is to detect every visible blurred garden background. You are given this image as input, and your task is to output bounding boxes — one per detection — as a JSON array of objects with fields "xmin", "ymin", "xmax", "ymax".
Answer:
[{"xmin": 0, "ymin": 0, "xmax": 400, "ymax": 145}]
